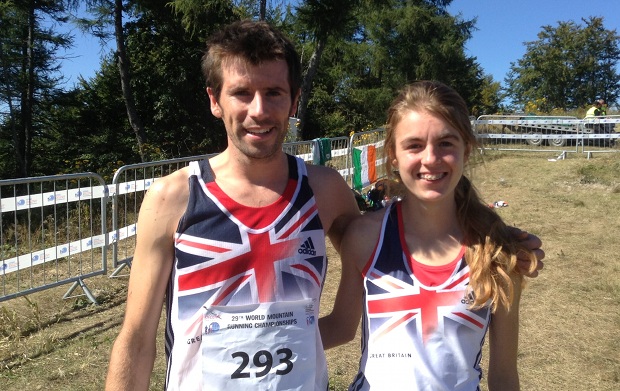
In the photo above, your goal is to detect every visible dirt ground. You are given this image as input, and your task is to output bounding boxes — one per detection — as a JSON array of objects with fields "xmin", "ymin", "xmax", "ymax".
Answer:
[{"xmin": 1, "ymin": 152, "xmax": 619, "ymax": 390}]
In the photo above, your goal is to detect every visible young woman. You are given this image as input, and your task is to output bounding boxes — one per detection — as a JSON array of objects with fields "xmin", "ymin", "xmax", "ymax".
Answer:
[{"xmin": 340, "ymin": 81, "xmax": 538, "ymax": 391}]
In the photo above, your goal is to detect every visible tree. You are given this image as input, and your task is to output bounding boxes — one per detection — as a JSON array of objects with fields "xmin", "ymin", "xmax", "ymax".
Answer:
[
  {"xmin": 123, "ymin": 0, "xmax": 231, "ymax": 157},
  {"xmin": 0, "ymin": 0, "xmax": 72, "ymax": 178},
  {"xmin": 6, "ymin": 0, "xmax": 490, "ymax": 177},
  {"xmin": 32, "ymin": 60, "xmax": 136, "ymax": 179},
  {"xmin": 259, "ymin": 0, "xmax": 266, "ymax": 20},
  {"xmin": 505, "ymin": 17, "xmax": 620, "ymax": 112},
  {"xmin": 299, "ymin": 0, "xmax": 482, "ymax": 137},
  {"xmin": 357, "ymin": 1, "xmax": 481, "ymax": 106},
  {"xmin": 293, "ymin": 0, "xmax": 360, "ymax": 139},
  {"xmin": 0, "ymin": 4, "xmax": 21, "ymax": 177},
  {"xmin": 471, "ymin": 74, "xmax": 502, "ymax": 116},
  {"xmin": 165, "ymin": 1, "xmax": 483, "ymax": 139},
  {"xmin": 77, "ymin": 0, "xmax": 148, "ymax": 161},
  {"xmin": 114, "ymin": 0, "xmax": 147, "ymax": 161}
]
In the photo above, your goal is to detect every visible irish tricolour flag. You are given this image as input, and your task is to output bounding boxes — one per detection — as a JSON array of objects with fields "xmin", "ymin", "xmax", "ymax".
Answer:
[{"xmin": 352, "ymin": 145, "xmax": 377, "ymax": 191}]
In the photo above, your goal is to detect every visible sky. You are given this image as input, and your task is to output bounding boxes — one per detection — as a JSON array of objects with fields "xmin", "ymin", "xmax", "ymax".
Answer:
[
  {"xmin": 447, "ymin": 0, "xmax": 620, "ymax": 85},
  {"xmin": 58, "ymin": 0, "xmax": 620, "ymax": 89}
]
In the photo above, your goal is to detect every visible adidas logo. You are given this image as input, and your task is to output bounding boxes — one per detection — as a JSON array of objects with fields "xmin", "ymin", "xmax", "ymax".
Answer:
[{"xmin": 298, "ymin": 237, "xmax": 317, "ymax": 256}]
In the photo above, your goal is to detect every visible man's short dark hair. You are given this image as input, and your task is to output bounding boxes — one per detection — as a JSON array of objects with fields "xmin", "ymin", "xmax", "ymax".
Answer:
[{"xmin": 201, "ymin": 20, "xmax": 302, "ymax": 102}]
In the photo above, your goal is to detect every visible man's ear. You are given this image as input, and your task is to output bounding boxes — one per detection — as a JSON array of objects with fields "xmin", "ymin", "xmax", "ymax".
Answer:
[
  {"xmin": 289, "ymin": 88, "xmax": 301, "ymax": 117},
  {"xmin": 206, "ymin": 87, "xmax": 222, "ymax": 118}
]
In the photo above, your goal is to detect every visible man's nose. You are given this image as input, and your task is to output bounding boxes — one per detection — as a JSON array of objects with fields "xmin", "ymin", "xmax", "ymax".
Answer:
[{"xmin": 248, "ymin": 92, "xmax": 267, "ymax": 117}]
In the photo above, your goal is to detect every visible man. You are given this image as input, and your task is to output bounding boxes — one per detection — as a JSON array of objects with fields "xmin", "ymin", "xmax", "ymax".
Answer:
[
  {"xmin": 586, "ymin": 100, "xmax": 602, "ymax": 117},
  {"xmin": 585, "ymin": 99, "xmax": 611, "ymax": 133},
  {"xmin": 105, "ymin": 20, "xmax": 543, "ymax": 391},
  {"xmin": 105, "ymin": 20, "xmax": 360, "ymax": 391},
  {"xmin": 596, "ymin": 99, "xmax": 615, "ymax": 133},
  {"xmin": 597, "ymin": 99, "xmax": 607, "ymax": 116}
]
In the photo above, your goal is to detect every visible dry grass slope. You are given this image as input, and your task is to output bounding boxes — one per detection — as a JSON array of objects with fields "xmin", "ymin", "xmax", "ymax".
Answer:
[{"xmin": 1, "ymin": 152, "xmax": 619, "ymax": 390}]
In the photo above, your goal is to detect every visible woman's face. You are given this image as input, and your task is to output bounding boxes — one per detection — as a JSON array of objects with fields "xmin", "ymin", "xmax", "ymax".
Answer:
[{"xmin": 390, "ymin": 109, "xmax": 469, "ymax": 206}]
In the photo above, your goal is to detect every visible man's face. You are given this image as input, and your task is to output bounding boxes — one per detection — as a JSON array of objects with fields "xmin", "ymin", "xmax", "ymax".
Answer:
[{"xmin": 207, "ymin": 59, "xmax": 299, "ymax": 161}]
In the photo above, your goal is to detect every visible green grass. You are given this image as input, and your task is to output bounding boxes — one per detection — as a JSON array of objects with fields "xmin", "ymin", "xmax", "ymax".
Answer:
[{"xmin": 1, "ymin": 151, "xmax": 619, "ymax": 390}]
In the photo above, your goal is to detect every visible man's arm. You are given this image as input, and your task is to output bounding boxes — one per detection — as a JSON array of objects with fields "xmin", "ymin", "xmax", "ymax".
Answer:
[
  {"xmin": 105, "ymin": 171, "xmax": 188, "ymax": 391},
  {"xmin": 307, "ymin": 165, "xmax": 361, "ymax": 254},
  {"xmin": 319, "ymin": 211, "xmax": 383, "ymax": 349},
  {"xmin": 319, "ymin": 222, "xmax": 364, "ymax": 348},
  {"xmin": 508, "ymin": 227, "xmax": 545, "ymax": 277},
  {"xmin": 306, "ymin": 165, "xmax": 363, "ymax": 348},
  {"xmin": 487, "ymin": 276, "xmax": 522, "ymax": 391}
]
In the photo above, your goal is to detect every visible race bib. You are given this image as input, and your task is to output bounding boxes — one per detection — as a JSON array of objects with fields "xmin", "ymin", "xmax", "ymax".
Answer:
[{"xmin": 201, "ymin": 299, "xmax": 318, "ymax": 390}]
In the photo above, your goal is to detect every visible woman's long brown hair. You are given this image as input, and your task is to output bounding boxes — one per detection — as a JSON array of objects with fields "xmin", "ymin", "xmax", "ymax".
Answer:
[{"xmin": 383, "ymin": 81, "xmax": 538, "ymax": 312}]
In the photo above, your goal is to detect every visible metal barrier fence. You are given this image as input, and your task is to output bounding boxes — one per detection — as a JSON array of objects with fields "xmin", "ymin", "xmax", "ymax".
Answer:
[
  {"xmin": 282, "ymin": 140, "xmax": 313, "ymax": 161},
  {"xmin": 349, "ymin": 129, "xmax": 387, "ymax": 190},
  {"xmin": 1, "ymin": 119, "xmax": 617, "ymax": 303},
  {"xmin": 109, "ymin": 153, "xmax": 217, "ymax": 277},
  {"xmin": 473, "ymin": 115, "xmax": 620, "ymax": 157},
  {"xmin": 327, "ymin": 136, "xmax": 351, "ymax": 181},
  {"xmin": 281, "ymin": 136, "xmax": 353, "ymax": 180},
  {"xmin": 0, "ymin": 137, "xmax": 366, "ymax": 303},
  {"xmin": 0, "ymin": 173, "xmax": 108, "ymax": 303}
]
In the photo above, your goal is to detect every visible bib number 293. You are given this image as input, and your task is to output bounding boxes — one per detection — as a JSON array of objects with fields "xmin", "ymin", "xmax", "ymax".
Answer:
[{"xmin": 231, "ymin": 348, "xmax": 294, "ymax": 379}]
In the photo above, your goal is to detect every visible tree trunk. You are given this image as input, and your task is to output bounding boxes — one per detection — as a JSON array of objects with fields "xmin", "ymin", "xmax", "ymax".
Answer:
[
  {"xmin": 15, "ymin": 1, "xmax": 36, "ymax": 178},
  {"xmin": 259, "ymin": 0, "xmax": 266, "ymax": 20},
  {"xmin": 297, "ymin": 38, "xmax": 326, "ymax": 140},
  {"xmin": 114, "ymin": 0, "xmax": 147, "ymax": 162}
]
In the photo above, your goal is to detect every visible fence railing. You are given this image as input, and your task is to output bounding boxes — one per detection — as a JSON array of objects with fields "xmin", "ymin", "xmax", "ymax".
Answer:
[
  {"xmin": 0, "ymin": 135, "xmax": 378, "ymax": 303},
  {"xmin": 108, "ymin": 153, "xmax": 218, "ymax": 277},
  {"xmin": 1, "ymin": 118, "xmax": 618, "ymax": 303},
  {"xmin": 473, "ymin": 115, "xmax": 620, "ymax": 156},
  {"xmin": 350, "ymin": 129, "xmax": 387, "ymax": 190},
  {"xmin": 0, "ymin": 173, "xmax": 108, "ymax": 303}
]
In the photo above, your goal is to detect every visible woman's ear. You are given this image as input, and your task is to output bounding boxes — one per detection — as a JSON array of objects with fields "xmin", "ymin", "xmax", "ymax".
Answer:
[{"xmin": 464, "ymin": 144, "xmax": 472, "ymax": 163}]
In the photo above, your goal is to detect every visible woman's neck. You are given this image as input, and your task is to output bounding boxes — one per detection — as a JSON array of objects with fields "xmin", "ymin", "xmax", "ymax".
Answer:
[{"xmin": 400, "ymin": 197, "xmax": 464, "ymax": 266}]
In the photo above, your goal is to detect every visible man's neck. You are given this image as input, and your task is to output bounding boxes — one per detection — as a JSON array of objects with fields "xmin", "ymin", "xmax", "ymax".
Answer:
[{"xmin": 209, "ymin": 150, "xmax": 290, "ymax": 207}]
